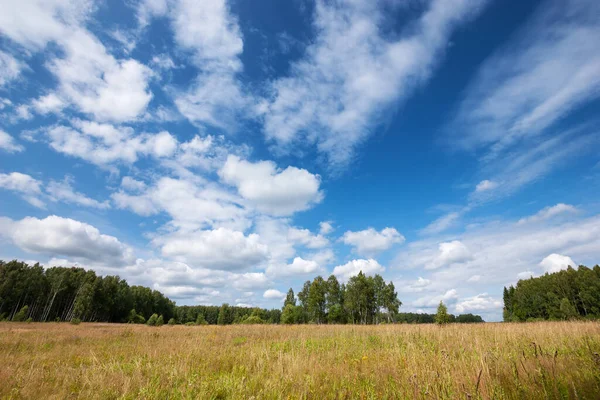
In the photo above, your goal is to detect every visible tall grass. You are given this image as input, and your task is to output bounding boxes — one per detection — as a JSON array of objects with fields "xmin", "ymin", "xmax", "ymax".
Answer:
[{"xmin": 1, "ymin": 322, "xmax": 599, "ymax": 399}]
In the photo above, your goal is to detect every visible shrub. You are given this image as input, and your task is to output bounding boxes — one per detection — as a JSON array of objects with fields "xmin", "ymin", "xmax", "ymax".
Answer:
[
  {"xmin": 168, "ymin": 318, "xmax": 176, "ymax": 325},
  {"xmin": 147, "ymin": 313, "xmax": 159, "ymax": 326},
  {"xmin": 71, "ymin": 318, "xmax": 81, "ymax": 325},
  {"xmin": 26, "ymin": 317, "xmax": 33, "ymax": 323},
  {"xmin": 185, "ymin": 322, "xmax": 195, "ymax": 326},
  {"xmin": 156, "ymin": 315, "xmax": 164, "ymax": 326},
  {"xmin": 196, "ymin": 314, "xmax": 208, "ymax": 325},
  {"xmin": 241, "ymin": 315, "xmax": 266, "ymax": 324},
  {"xmin": 127, "ymin": 309, "xmax": 146, "ymax": 324},
  {"xmin": 13, "ymin": 305, "xmax": 29, "ymax": 322}
]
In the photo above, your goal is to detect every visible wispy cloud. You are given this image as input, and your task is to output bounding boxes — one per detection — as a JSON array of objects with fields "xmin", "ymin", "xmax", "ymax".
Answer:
[{"xmin": 262, "ymin": 0, "xmax": 488, "ymax": 169}]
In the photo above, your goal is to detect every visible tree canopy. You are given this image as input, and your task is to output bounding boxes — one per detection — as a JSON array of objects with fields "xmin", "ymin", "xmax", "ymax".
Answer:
[{"xmin": 503, "ymin": 264, "xmax": 600, "ymax": 321}]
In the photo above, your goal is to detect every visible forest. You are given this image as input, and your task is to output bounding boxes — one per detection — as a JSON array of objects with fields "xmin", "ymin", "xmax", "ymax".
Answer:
[
  {"xmin": 0, "ymin": 260, "xmax": 487, "ymax": 324},
  {"xmin": 503, "ymin": 264, "xmax": 600, "ymax": 321}
]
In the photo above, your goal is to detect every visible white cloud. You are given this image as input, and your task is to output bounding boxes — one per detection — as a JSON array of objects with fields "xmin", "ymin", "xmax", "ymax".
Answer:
[
  {"xmin": 46, "ymin": 122, "xmax": 178, "ymax": 169},
  {"xmin": 0, "ymin": 172, "xmax": 43, "ymax": 208},
  {"xmin": 266, "ymin": 257, "xmax": 321, "ymax": 277},
  {"xmin": 32, "ymin": 93, "xmax": 66, "ymax": 114},
  {"xmin": 413, "ymin": 289, "xmax": 459, "ymax": 308},
  {"xmin": 169, "ymin": 0, "xmax": 248, "ymax": 128},
  {"xmin": 0, "ymin": 130, "xmax": 24, "ymax": 153},
  {"xmin": 120, "ymin": 176, "xmax": 146, "ymax": 192},
  {"xmin": 420, "ymin": 212, "xmax": 460, "ymax": 235},
  {"xmin": 426, "ymin": 240, "xmax": 473, "ymax": 270},
  {"xmin": 46, "ymin": 177, "xmax": 109, "ymax": 209},
  {"xmin": 0, "ymin": 215, "xmax": 134, "ymax": 266},
  {"xmin": 0, "ymin": 50, "xmax": 22, "ymax": 86},
  {"xmin": 455, "ymin": 293, "xmax": 502, "ymax": 314},
  {"xmin": 518, "ymin": 203, "xmax": 578, "ymax": 225},
  {"xmin": 539, "ymin": 253, "xmax": 577, "ymax": 274},
  {"xmin": 262, "ymin": 0, "xmax": 488, "ymax": 168},
  {"xmin": 219, "ymin": 155, "xmax": 323, "ymax": 216},
  {"xmin": 287, "ymin": 227, "xmax": 329, "ymax": 249},
  {"xmin": 341, "ymin": 227, "xmax": 404, "ymax": 255},
  {"xmin": 263, "ymin": 289, "xmax": 286, "ymax": 300},
  {"xmin": 157, "ymin": 227, "xmax": 268, "ymax": 271},
  {"xmin": 475, "ymin": 180, "xmax": 498, "ymax": 192},
  {"xmin": 451, "ymin": 0, "xmax": 600, "ymax": 154},
  {"xmin": 332, "ymin": 258, "xmax": 384, "ymax": 281},
  {"xmin": 0, "ymin": 0, "xmax": 153, "ymax": 122},
  {"xmin": 517, "ymin": 271, "xmax": 535, "ymax": 280},
  {"xmin": 112, "ymin": 176, "xmax": 249, "ymax": 230},
  {"xmin": 319, "ymin": 221, "xmax": 334, "ymax": 235}
]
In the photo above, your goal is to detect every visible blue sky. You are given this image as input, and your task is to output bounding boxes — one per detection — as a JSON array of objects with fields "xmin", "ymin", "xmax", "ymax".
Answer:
[{"xmin": 1, "ymin": 0, "xmax": 599, "ymax": 321}]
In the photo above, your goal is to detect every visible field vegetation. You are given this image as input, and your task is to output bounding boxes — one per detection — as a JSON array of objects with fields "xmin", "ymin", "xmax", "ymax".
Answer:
[{"xmin": 1, "ymin": 321, "xmax": 599, "ymax": 399}]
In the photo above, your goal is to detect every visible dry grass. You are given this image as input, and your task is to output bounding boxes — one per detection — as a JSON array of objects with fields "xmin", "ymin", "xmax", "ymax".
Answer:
[{"xmin": 1, "ymin": 322, "xmax": 599, "ymax": 399}]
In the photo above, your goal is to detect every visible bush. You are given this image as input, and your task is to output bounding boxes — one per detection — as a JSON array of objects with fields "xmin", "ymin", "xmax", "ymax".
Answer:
[
  {"xmin": 127, "ymin": 309, "xmax": 146, "ymax": 324},
  {"xmin": 196, "ymin": 314, "xmax": 208, "ymax": 325},
  {"xmin": 13, "ymin": 305, "xmax": 29, "ymax": 322},
  {"xmin": 168, "ymin": 318, "xmax": 176, "ymax": 325},
  {"xmin": 71, "ymin": 318, "xmax": 81, "ymax": 325},
  {"xmin": 240, "ymin": 315, "xmax": 266, "ymax": 324},
  {"xmin": 156, "ymin": 315, "xmax": 164, "ymax": 326},
  {"xmin": 26, "ymin": 317, "xmax": 33, "ymax": 323},
  {"xmin": 185, "ymin": 322, "xmax": 195, "ymax": 326},
  {"xmin": 147, "ymin": 313, "xmax": 159, "ymax": 326}
]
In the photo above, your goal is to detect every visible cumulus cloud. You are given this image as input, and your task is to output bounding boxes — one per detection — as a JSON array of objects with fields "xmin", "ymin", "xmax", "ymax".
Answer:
[
  {"xmin": 0, "ymin": 0, "xmax": 153, "ymax": 122},
  {"xmin": 262, "ymin": 0, "xmax": 488, "ymax": 168},
  {"xmin": 112, "ymin": 176, "xmax": 249, "ymax": 230},
  {"xmin": 263, "ymin": 289, "xmax": 286, "ymax": 300},
  {"xmin": 319, "ymin": 221, "xmax": 334, "ymax": 235},
  {"xmin": 332, "ymin": 259, "xmax": 384, "ymax": 281},
  {"xmin": 0, "ymin": 215, "xmax": 134, "ymax": 266},
  {"xmin": 0, "ymin": 130, "xmax": 24, "ymax": 153},
  {"xmin": 266, "ymin": 257, "xmax": 321, "ymax": 277},
  {"xmin": 46, "ymin": 122, "xmax": 178, "ymax": 169},
  {"xmin": 455, "ymin": 293, "xmax": 502, "ymax": 314},
  {"xmin": 168, "ymin": 0, "xmax": 248, "ymax": 128},
  {"xmin": 426, "ymin": 241, "xmax": 473, "ymax": 270},
  {"xmin": 157, "ymin": 227, "xmax": 269, "ymax": 271},
  {"xmin": 413, "ymin": 289, "xmax": 459, "ymax": 308},
  {"xmin": 0, "ymin": 172, "xmax": 44, "ymax": 208},
  {"xmin": 539, "ymin": 253, "xmax": 577, "ymax": 274},
  {"xmin": 219, "ymin": 155, "xmax": 323, "ymax": 216},
  {"xmin": 341, "ymin": 227, "xmax": 404, "ymax": 256}
]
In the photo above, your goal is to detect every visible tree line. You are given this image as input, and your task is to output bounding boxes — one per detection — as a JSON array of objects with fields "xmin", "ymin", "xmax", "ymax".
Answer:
[
  {"xmin": 0, "ymin": 260, "xmax": 175, "ymax": 323},
  {"xmin": 2, "ymin": 259, "xmax": 485, "ymax": 325},
  {"xmin": 503, "ymin": 264, "xmax": 600, "ymax": 321}
]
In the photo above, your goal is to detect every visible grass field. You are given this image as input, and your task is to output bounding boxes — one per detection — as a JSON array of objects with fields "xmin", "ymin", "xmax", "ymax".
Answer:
[{"xmin": 1, "ymin": 322, "xmax": 599, "ymax": 399}]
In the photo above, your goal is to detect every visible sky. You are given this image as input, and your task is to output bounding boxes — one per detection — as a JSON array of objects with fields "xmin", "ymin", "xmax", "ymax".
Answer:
[{"xmin": 0, "ymin": 0, "xmax": 599, "ymax": 321}]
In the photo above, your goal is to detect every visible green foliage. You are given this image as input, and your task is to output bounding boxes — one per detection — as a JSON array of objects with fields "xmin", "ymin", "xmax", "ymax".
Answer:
[
  {"xmin": 240, "ymin": 315, "xmax": 265, "ymax": 324},
  {"xmin": 284, "ymin": 288, "xmax": 296, "ymax": 307},
  {"xmin": 217, "ymin": 304, "xmax": 230, "ymax": 325},
  {"xmin": 435, "ymin": 302, "xmax": 451, "ymax": 325},
  {"xmin": 168, "ymin": 318, "xmax": 176, "ymax": 325},
  {"xmin": 195, "ymin": 314, "xmax": 208, "ymax": 325},
  {"xmin": 147, "ymin": 313, "xmax": 159, "ymax": 326},
  {"xmin": 70, "ymin": 318, "xmax": 81, "ymax": 325},
  {"xmin": 13, "ymin": 305, "xmax": 29, "ymax": 322},
  {"xmin": 503, "ymin": 265, "xmax": 600, "ymax": 321},
  {"xmin": 156, "ymin": 315, "xmax": 164, "ymax": 326},
  {"xmin": 25, "ymin": 317, "xmax": 33, "ymax": 323},
  {"xmin": 0, "ymin": 260, "xmax": 175, "ymax": 323},
  {"xmin": 127, "ymin": 309, "xmax": 146, "ymax": 324}
]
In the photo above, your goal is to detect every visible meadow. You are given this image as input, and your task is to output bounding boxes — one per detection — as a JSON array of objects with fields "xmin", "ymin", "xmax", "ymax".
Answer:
[{"xmin": 1, "ymin": 322, "xmax": 599, "ymax": 399}]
